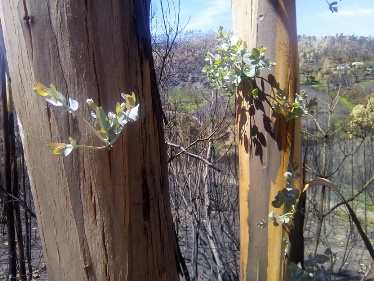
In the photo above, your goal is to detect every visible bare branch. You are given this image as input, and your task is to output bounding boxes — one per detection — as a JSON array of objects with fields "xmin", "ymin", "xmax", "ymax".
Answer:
[{"xmin": 167, "ymin": 142, "xmax": 222, "ymax": 172}]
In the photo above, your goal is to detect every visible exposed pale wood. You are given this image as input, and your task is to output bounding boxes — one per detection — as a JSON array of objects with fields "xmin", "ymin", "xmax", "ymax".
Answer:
[
  {"xmin": 232, "ymin": 0, "xmax": 303, "ymax": 280},
  {"xmin": 0, "ymin": 1, "xmax": 179, "ymax": 280}
]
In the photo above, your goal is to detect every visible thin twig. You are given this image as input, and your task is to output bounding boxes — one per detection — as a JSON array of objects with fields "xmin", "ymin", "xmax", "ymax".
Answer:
[
  {"xmin": 305, "ymin": 178, "xmax": 374, "ymax": 261},
  {"xmin": 0, "ymin": 185, "xmax": 36, "ymax": 218},
  {"xmin": 323, "ymin": 174, "xmax": 374, "ymax": 217},
  {"xmin": 167, "ymin": 142, "xmax": 221, "ymax": 172},
  {"xmin": 168, "ymin": 98, "xmax": 230, "ymax": 162}
]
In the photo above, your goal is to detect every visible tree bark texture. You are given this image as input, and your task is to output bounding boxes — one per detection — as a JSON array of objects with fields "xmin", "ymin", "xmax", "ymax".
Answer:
[
  {"xmin": 232, "ymin": 0, "xmax": 303, "ymax": 280},
  {"xmin": 0, "ymin": 1, "xmax": 179, "ymax": 280}
]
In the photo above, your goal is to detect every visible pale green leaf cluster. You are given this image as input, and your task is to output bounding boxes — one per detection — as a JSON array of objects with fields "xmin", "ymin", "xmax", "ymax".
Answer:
[
  {"xmin": 273, "ymin": 90, "xmax": 318, "ymax": 121},
  {"xmin": 86, "ymin": 92, "xmax": 139, "ymax": 145},
  {"xmin": 347, "ymin": 96, "xmax": 374, "ymax": 138},
  {"xmin": 203, "ymin": 29, "xmax": 316, "ymax": 121},
  {"xmin": 46, "ymin": 134, "xmax": 78, "ymax": 157},
  {"xmin": 203, "ymin": 29, "xmax": 275, "ymax": 97},
  {"xmin": 33, "ymin": 83, "xmax": 139, "ymax": 156},
  {"xmin": 257, "ymin": 162, "xmax": 301, "ymax": 228},
  {"xmin": 34, "ymin": 83, "xmax": 78, "ymax": 113}
]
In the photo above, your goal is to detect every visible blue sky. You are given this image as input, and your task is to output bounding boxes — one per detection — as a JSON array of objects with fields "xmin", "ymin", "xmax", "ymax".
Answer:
[
  {"xmin": 297, "ymin": 0, "xmax": 374, "ymax": 36},
  {"xmin": 153, "ymin": 0, "xmax": 374, "ymax": 37}
]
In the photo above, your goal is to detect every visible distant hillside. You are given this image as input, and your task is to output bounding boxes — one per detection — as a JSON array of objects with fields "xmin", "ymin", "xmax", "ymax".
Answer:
[
  {"xmin": 153, "ymin": 33, "xmax": 374, "ymax": 105},
  {"xmin": 152, "ymin": 31, "xmax": 217, "ymax": 93},
  {"xmin": 298, "ymin": 35, "xmax": 374, "ymax": 103}
]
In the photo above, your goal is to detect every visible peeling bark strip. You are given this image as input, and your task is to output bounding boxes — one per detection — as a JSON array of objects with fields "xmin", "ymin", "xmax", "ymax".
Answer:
[
  {"xmin": 0, "ymin": 1, "xmax": 179, "ymax": 280},
  {"xmin": 232, "ymin": 0, "xmax": 303, "ymax": 280}
]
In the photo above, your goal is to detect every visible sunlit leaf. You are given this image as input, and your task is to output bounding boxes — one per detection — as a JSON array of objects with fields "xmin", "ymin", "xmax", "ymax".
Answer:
[
  {"xmin": 243, "ymin": 64, "xmax": 256, "ymax": 78},
  {"xmin": 285, "ymin": 172, "xmax": 294, "ymax": 179},
  {"xmin": 242, "ymin": 53, "xmax": 251, "ymax": 65},
  {"xmin": 87, "ymin": 99, "xmax": 97, "ymax": 111},
  {"xmin": 47, "ymin": 143, "xmax": 73, "ymax": 156},
  {"xmin": 49, "ymin": 84, "xmax": 66, "ymax": 104},
  {"xmin": 33, "ymin": 83, "xmax": 49, "ymax": 97},
  {"xmin": 269, "ymin": 211, "xmax": 274, "ymax": 219},
  {"xmin": 230, "ymin": 35, "xmax": 240, "ymax": 46},
  {"xmin": 45, "ymin": 96, "xmax": 64, "ymax": 106},
  {"xmin": 122, "ymin": 92, "xmax": 137, "ymax": 110},
  {"xmin": 96, "ymin": 107, "xmax": 110, "ymax": 134},
  {"xmin": 258, "ymin": 46, "xmax": 267, "ymax": 53},
  {"xmin": 116, "ymin": 102, "xmax": 122, "ymax": 115},
  {"xmin": 126, "ymin": 104, "xmax": 139, "ymax": 121},
  {"xmin": 251, "ymin": 88, "xmax": 259, "ymax": 99},
  {"xmin": 69, "ymin": 98, "xmax": 78, "ymax": 111},
  {"xmin": 68, "ymin": 133, "xmax": 78, "ymax": 146}
]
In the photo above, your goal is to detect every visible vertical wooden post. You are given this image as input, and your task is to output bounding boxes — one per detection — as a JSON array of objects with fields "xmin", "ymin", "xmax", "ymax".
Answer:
[{"xmin": 232, "ymin": 0, "xmax": 303, "ymax": 280}]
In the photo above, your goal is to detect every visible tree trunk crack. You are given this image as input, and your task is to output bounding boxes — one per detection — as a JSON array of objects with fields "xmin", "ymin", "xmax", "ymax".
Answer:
[
  {"xmin": 46, "ymin": 105, "xmax": 53, "ymax": 141},
  {"xmin": 22, "ymin": 0, "xmax": 33, "ymax": 59},
  {"xmin": 83, "ymin": 0, "xmax": 101, "ymax": 105},
  {"xmin": 101, "ymin": 226, "xmax": 110, "ymax": 280}
]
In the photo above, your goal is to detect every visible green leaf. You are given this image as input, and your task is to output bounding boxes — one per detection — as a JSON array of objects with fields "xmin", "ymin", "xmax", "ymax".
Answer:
[
  {"xmin": 49, "ymin": 84, "xmax": 63, "ymax": 103},
  {"xmin": 257, "ymin": 46, "xmax": 267, "ymax": 53},
  {"xmin": 126, "ymin": 104, "xmax": 139, "ymax": 121},
  {"xmin": 34, "ymin": 83, "xmax": 66, "ymax": 106},
  {"xmin": 115, "ymin": 102, "xmax": 124, "ymax": 115},
  {"xmin": 68, "ymin": 133, "xmax": 78, "ymax": 146},
  {"xmin": 121, "ymin": 92, "xmax": 137, "ymax": 110},
  {"xmin": 96, "ymin": 107, "xmax": 110, "ymax": 134},
  {"xmin": 33, "ymin": 83, "xmax": 49, "ymax": 97},
  {"xmin": 251, "ymin": 48, "xmax": 261, "ymax": 59},
  {"xmin": 251, "ymin": 88, "xmax": 259, "ymax": 99},
  {"xmin": 69, "ymin": 98, "xmax": 79, "ymax": 111},
  {"xmin": 242, "ymin": 53, "xmax": 251, "ymax": 65},
  {"xmin": 243, "ymin": 64, "xmax": 257, "ymax": 78},
  {"xmin": 87, "ymin": 99, "xmax": 98, "ymax": 111},
  {"xmin": 47, "ymin": 143, "xmax": 74, "ymax": 156}
]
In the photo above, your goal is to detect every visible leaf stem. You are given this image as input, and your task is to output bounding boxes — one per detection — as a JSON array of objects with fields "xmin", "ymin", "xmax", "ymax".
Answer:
[
  {"xmin": 73, "ymin": 111, "xmax": 108, "ymax": 145},
  {"xmin": 75, "ymin": 144, "xmax": 107, "ymax": 150}
]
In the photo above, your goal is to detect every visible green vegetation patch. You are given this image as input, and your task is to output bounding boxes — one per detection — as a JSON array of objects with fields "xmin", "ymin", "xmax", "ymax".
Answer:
[
  {"xmin": 356, "ymin": 200, "xmax": 374, "ymax": 212},
  {"xmin": 340, "ymin": 97, "xmax": 356, "ymax": 111},
  {"xmin": 346, "ymin": 80, "xmax": 374, "ymax": 104},
  {"xmin": 167, "ymin": 87, "xmax": 208, "ymax": 114},
  {"xmin": 356, "ymin": 80, "xmax": 374, "ymax": 88},
  {"xmin": 310, "ymin": 83, "xmax": 326, "ymax": 92}
]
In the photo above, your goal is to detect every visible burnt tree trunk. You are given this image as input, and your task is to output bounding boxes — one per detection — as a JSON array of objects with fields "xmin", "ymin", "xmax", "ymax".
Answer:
[
  {"xmin": 7, "ymin": 76, "xmax": 28, "ymax": 281},
  {"xmin": 0, "ymin": 23, "xmax": 17, "ymax": 280},
  {"xmin": 232, "ymin": 0, "xmax": 303, "ymax": 280},
  {"xmin": 0, "ymin": 1, "xmax": 179, "ymax": 280}
]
